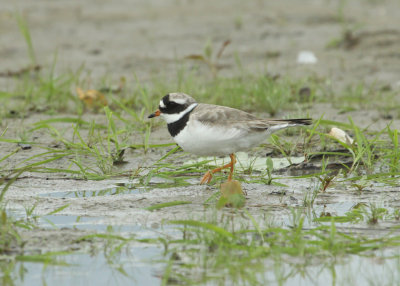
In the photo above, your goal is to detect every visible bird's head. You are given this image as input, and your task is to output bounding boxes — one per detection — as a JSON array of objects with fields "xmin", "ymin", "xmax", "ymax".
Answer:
[{"xmin": 148, "ymin": 93, "xmax": 198, "ymax": 124}]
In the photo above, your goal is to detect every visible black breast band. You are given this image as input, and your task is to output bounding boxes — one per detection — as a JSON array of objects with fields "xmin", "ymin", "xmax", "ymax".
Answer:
[{"xmin": 167, "ymin": 106, "xmax": 197, "ymax": 137}]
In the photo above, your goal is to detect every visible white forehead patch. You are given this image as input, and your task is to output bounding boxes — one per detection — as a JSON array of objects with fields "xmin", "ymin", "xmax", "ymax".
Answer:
[
  {"xmin": 159, "ymin": 100, "xmax": 165, "ymax": 108},
  {"xmin": 171, "ymin": 98, "xmax": 188, "ymax": 105}
]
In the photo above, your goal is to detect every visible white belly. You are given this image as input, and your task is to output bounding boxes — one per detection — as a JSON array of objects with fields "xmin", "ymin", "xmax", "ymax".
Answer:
[{"xmin": 173, "ymin": 120, "xmax": 268, "ymax": 156}]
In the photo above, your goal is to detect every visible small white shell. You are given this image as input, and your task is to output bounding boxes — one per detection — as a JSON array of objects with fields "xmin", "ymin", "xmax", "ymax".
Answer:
[
  {"xmin": 329, "ymin": 127, "xmax": 354, "ymax": 145},
  {"xmin": 297, "ymin": 51, "xmax": 318, "ymax": 64}
]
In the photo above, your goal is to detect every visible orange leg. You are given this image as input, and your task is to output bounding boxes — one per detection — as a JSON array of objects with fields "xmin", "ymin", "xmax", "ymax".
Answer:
[{"xmin": 200, "ymin": 154, "xmax": 236, "ymax": 184}]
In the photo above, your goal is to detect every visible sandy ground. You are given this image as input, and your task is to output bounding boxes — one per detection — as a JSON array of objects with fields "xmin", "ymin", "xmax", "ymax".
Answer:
[
  {"xmin": 1, "ymin": 0, "xmax": 400, "ymax": 88},
  {"xmin": 1, "ymin": 0, "xmax": 400, "ymax": 274}
]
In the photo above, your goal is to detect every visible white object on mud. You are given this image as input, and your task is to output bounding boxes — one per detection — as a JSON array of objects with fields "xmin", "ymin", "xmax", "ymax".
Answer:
[
  {"xmin": 186, "ymin": 152, "xmax": 305, "ymax": 171},
  {"xmin": 329, "ymin": 127, "xmax": 354, "ymax": 145},
  {"xmin": 297, "ymin": 51, "xmax": 318, "ymax": 64}
]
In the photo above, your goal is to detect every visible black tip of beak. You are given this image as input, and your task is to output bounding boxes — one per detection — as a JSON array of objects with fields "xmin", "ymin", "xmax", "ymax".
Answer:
[{"xmin": 148, "ymin": 110, "xmax": 161, "ymax": 119}]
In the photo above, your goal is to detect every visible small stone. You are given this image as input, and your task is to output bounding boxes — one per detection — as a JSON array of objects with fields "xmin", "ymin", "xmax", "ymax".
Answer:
[{"xmin": 18, "ymin": 143, "xmax": 32, "ymax": 150}]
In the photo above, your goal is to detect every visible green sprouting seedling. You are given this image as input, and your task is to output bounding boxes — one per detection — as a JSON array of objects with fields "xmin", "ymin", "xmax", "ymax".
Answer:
[
  {"xmin": 386, "ymin": 126, "xmax": 399, "ymax": 173},
  {"xmin": 318, "ymin": 173, "xmax": 336, "ymax": 192},
  {"xmin": 317, "ymin": 173, "xmax": 337, "ymax": 193},
  {"xmin": 104, "ymin": 106, "xmax": 129, "ymax": 164},
  {"xmin": 351, "ymin": 183, "xmax": 366, "ymax": 194},
  {"xmin": 16, "ymin": 13, "xmax": 36, "ymax": 66},
  {"xmin": 364, "ymin": 203, "xmax": 388, "ymax": 225},
  {"xmin": 348, "ymin": 118, "xmax": 386, "ymax": 174},
  {"xmin": 351, "ymin": 176, "xmax": 371, "ymax": 194},
  {"xmin": 265, "ymin": 157, "xmax": 274, "ymax": 185},
  {"xmin": 132, "ymin": 76, "xmax": 156, "ymax": 118},
  {"xmin": 71, "ymin": 123, "xmax": 112, "ymax": 175},
  {"xmin": 303, "ymin": 184, "xmax": 319, "ymax": 208},
  {"xmin": 392, "ymin": 209, "xmax": 400, "ymax": 221},
  {"xmin": 234, "ymin": 16, "xmax": 243, "ymax": 30},
  {"xmin": 111, "ymin": 97, "xmax": 156, "ymax": 153},
  {"xmin": 0, "ymin": 128, "xmax": 22, "ymax": 174},
  {"xmin": 314, "ymin": 204, "xmax": 365, "ymax": 224},
  {"xmin": 185, "ymin": 39, "xmax": 231, "ymax": 78},
  {"xmin": 236, "ymin": 155, "xmax": 258, "ymax": 176},
  {"xmin": 0, "ymin": 167, "xmax": 41, "ymax": 258},
  {"xmin": 324, "ymin": 203, "xmax": 388, "ymax": 225},
  {"xmin": 288, "ymin": 208, "xmax": 304, "ymax": 228},
  {"xmin": 252, "ymin": 76, "xmax": 294, "ymax": 117},
  {"xmin": 0, "ymin": 208, "xmax": 23, "ymax": 256},
  {"xmin": 325, "ymin": 0, "xmax": 364, "ymax": 51},
  {"xmin": 269, "ymin": 134, "xmax": 292, "ymax": 164},
  {"xmin": 23, "ymin": 201, "xmax": 38, "ymax": 222},
  {"xmin": 303, "ymin": 115, "xmax": 322, "ymax": 153}
]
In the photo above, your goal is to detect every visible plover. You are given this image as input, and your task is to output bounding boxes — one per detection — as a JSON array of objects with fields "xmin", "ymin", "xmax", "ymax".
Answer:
[{"xmin": 148, "ymin": 93, "xmax": 312, "ymax": 184}]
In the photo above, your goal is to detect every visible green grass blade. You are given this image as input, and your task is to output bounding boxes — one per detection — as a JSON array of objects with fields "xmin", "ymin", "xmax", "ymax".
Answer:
[
  {"xmin": 169, "ymin": 220, "xmax": 235, "ymax": 239},
  {"xmin": 31, "ymin": 118, "xmax": 106, "ymax": 130},
  {"xmin": 46, "ymin": 204, "xmax": 70, "ymax": 216},
  {"xmin": 146, "ymin": 201, "xmax": 192, "ymax": 211},
  {"xmin": 16, "ymin": 12, "xmax": 36, "ymax": 65}
]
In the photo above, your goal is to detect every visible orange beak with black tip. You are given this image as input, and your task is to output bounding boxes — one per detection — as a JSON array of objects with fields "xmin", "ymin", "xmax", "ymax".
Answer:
[{"xmin": 148, "ymin": 109, "xmax": 161, "ymax": 118}]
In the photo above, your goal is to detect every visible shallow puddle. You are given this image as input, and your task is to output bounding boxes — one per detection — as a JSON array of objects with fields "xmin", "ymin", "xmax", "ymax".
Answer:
[
  {"xmin": 316, "ymin": 201, "xmax": 356, "ymax": 217},
  {"xmin": 39, "ymin": 214, "xmax": 107, "ymax": 230},
  {"xmin": 38, "ymin": 214, "xmax": 167, "ymax": 234},
  {"xmin": 4, "ymin": 174, "xmax": 400, "ymax": 286},
  {"xmin": 9, "ymin": 246, "xmax": 400, "ymax": 286},
  {"xmin": 273, "ymin": 251, "xmax": 400, "ymax": 286},
  {"xmin": 13, "ymin": 246, "xmax": 164, "ymax": 286}
]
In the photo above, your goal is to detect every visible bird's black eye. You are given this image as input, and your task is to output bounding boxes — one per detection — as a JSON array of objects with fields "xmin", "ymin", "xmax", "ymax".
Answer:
[{"xmin": 167, "ymin": 101, "xmax": 177, "ymax": 107}]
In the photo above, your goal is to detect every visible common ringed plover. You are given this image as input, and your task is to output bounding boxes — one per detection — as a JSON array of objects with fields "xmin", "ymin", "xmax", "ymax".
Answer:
[{"xmin": 148, "ymin": 93, "xmax": 311, "ymax": 184}]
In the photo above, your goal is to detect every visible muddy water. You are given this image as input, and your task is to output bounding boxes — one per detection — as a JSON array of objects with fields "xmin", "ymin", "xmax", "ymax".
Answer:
[
  {"xmin": 17, "ymin": 249, "xmax": 164, "ymax": 286},
  {"xmin": 4, "ymin": 171, "xmax": 400, "ymax": 284}
]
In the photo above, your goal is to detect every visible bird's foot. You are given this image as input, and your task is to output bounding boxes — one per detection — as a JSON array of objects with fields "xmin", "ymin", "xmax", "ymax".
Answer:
[
  {"xmin": 200, "ymin": 154, "xmax": 236, "ymax": 185},
  {"xmin": 200, "ymin": 171, "xmax": 213, "ymax": 185}
]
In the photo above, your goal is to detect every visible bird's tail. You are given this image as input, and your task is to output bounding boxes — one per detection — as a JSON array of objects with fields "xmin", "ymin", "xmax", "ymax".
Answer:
[
  {"xmin": 279, "ymin": 118, "xmax": 313, "ymax": 126},
  {"xmin": 265, "ymin": 118, "xmax": 312, "ymax": 134},
  {"xmin": 269, "ymin": 118, "xmax": 312, "ymax": 126}
]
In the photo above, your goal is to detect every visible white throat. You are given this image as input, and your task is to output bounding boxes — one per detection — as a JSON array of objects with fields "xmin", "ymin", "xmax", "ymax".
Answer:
[{"xmin": 161, "ymin": 103, "xmax": 198, "ymax": 124}]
